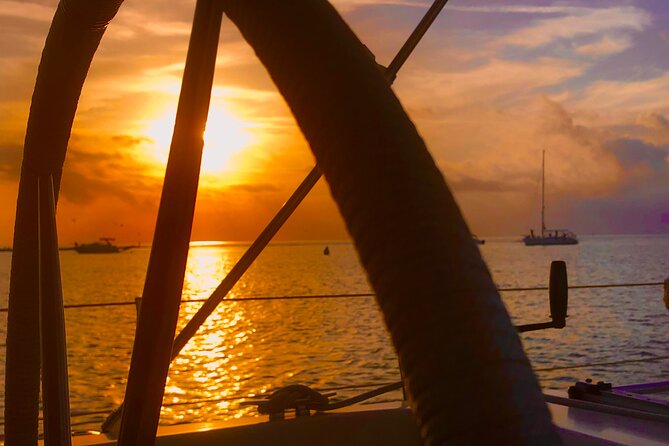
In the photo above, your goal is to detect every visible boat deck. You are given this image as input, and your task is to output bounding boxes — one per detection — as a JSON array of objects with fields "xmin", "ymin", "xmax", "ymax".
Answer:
[{"xmin": 65, "ymin": 393, "xmax": 669, "ymax": 445}]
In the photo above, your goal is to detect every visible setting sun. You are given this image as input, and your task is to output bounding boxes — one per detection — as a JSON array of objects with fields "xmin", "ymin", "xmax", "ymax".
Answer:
[
  {"xmin": 203, "ymin": 105, "xmax": 253, "ymax": 172},
  {"xmin": 145, "ymin": 102, "xmax": 253, "ymax": 174}
]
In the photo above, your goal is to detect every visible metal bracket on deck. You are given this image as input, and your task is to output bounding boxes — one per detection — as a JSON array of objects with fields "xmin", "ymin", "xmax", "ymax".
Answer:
[
  {"xmin": 569, "ymin": 379, "xmax": 669, "ymax": 416},
  {"xmin": 241, "ymin": 385, "xmax": 333, "ymax": 421}
]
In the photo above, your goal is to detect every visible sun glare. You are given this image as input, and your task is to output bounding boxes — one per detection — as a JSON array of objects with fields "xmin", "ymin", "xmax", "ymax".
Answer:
[
  {"xmin": 203, "ymin": 106, "xmax": 252, "ymax": 171},
  {"xmin": 145, "ymin": 103, "xmax": 253, "ymax": 174}
]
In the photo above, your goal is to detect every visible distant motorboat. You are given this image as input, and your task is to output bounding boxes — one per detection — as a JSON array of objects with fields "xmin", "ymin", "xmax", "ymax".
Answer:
[
  {"xmin": 74, "ymin": 238, "xmax": 129, "ymax": 254},
  {"xmin": 524, "ymin": 150, "xmax": 578, "ymax": 246},
  {"xmin": 472, "ymin": 235, "xmax": 485, "ymax": 245}
]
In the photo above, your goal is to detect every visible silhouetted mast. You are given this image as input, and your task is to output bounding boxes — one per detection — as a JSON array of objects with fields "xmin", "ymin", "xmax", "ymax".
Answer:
[{"xmin": 541, "ymin": 149, "xmax": 546, "ymax": 236}]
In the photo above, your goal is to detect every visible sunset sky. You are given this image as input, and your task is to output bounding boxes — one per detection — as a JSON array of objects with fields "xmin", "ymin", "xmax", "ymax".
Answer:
[{"xmin": 2, "ymin": 0, "xmax": 669, "ymax": 245}]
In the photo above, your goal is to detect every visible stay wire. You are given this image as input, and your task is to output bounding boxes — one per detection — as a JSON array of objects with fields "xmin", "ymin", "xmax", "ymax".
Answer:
[{"xmin": 0, "ymin": 281, "xmax": 663, "ymax": 313}]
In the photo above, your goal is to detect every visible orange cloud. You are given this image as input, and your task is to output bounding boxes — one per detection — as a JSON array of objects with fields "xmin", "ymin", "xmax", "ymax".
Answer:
[{"xmin": 2, "ymin": 1, "xmax": 669, "ymax": 244}]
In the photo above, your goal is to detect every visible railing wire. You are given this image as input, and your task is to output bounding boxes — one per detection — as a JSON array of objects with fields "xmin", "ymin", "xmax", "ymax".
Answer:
[
  {"xmin": 0, "ymin": 280, "xmax": 666, "ymax": 429},
  {"xmin": 0, "ymin": 281, "xmax": 664, "ymax": 313},
  {"xmin": 3, "ymin": 350, "xmax": 669, "ymax": 427}
]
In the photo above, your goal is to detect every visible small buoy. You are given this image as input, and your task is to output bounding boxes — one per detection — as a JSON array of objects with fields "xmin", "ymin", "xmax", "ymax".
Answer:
[
  {"xmin": 664, "ymin": 278, "xmax": 669, "ymax": 310},
  {"xmin": 323, "ymin": 246, "xmax": 330, "ymax": 256}
]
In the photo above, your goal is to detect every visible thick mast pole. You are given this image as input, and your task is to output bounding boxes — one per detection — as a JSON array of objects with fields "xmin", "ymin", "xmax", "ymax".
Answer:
[
  {"xmin": 5, "ymin": 1, "xmax": 123, "ymax": 443},
  {"xmin": 117, "ymin": 0, "xmax": 223, "ymax": 443}
]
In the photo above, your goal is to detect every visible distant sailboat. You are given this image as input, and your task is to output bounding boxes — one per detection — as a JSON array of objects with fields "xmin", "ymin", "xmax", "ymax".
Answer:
[
  {"xmin": 523, "ymin": 150, "xmax": 578, "ymax": 246},
  {"xmin": 323, "ymin": 246, "xmax": 330, "ymax": 255}
]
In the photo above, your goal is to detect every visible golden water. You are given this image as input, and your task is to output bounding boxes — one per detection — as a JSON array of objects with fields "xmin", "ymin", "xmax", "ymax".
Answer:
[{"xmin": 0, "ymin": 235, "xmax": 668, "ymax": 433}]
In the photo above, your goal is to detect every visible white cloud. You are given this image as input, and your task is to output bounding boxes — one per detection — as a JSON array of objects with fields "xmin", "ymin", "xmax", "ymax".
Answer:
[
  {"xmin": 141, "ymin": 20, "xmax": 192, "ymax": 37},
  {"xmin": 109, "ymin": 9, "xmax": 192, "ymax": 39},
  {"xmin": 576, "ymin": 74, "xmax": 669, "ymax": 114},
  {"xmin": 574, "ymin": 35, "xmax": 633, "ymax": 57},
  {"xmin": 0, "ymin": 1, "xmax": 53, "ymax": 22},
  {"xmin": 503, "ymin": 6, "xmax": 650, "ymax": 49},
  {"xmin": 331, "ymin": 0, "xmax": 427, "ymax": 13},
  {"xmin": 450, "ymin": 5, "xmax": 585, "ymax": 15},
  {"xmin": 403, "ymin": 58, "xmax": 583, "ymax": 110}
]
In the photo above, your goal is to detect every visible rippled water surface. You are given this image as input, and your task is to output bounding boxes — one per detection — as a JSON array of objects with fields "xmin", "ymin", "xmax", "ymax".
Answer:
[{"xmin": 0, "ymin": 235, "xmax": 668, "ymax": 433}]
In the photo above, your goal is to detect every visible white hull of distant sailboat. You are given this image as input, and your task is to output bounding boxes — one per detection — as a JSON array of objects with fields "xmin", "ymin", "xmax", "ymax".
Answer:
[{"xmin": 523, "ymin": 234, "xmax": 578, "ymax": 246}]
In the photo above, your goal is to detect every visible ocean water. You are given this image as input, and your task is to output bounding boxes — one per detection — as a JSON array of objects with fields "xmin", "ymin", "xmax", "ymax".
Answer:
[{"xmin": 0, "ymin": 235, "xmax": 668, "ymax": 434}]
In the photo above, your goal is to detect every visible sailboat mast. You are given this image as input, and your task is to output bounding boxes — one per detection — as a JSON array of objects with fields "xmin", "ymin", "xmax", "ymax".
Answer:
[{"xmin": 541, "ymin": 149, "xmax": 546, "ymax": 235}]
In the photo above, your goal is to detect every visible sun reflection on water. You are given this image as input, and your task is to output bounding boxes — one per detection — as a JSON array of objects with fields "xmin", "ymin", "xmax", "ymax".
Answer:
[
  {"xmin": 181, "ymin": 247, "xmax": 232, "ymax": 300},
  {"xmin": 162, "ymin": 246, "xmax": 262, "ymax": 423},
  {"xmin": 35, "ymin": 239, "xmax": 669, "ymax": 432}
]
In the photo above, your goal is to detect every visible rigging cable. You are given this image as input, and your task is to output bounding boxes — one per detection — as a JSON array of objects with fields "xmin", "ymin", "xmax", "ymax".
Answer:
[{"xmin": 0, "ymin": 281, "xmax": 664, "ymax": 313}]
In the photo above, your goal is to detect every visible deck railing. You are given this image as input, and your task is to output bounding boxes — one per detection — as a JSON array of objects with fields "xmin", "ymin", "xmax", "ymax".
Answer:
[
  {"xmin": 0, "ymin": 280, "xmax": 664, "ymax": 314},
  {"xmin": 0, "ymin": 278, "xmax": 667, "ymax": 436}
]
